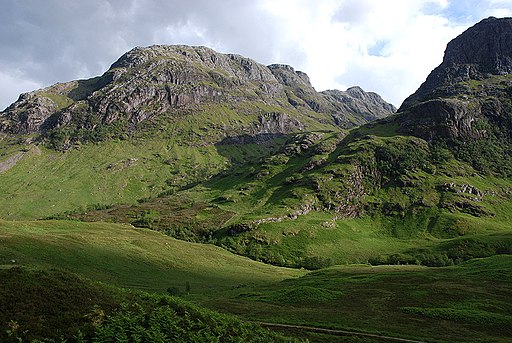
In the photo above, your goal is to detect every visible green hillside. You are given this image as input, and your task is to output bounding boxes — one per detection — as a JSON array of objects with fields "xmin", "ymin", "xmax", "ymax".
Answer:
[
  {"xmin": 204, "ymin": 256, "xmax": 512, "ymax": 343},
  {"xmin": 0, "ymin": 90, "xmax": 344, "ymax": 220},
  {"xmin": 0, "ymin": 267, "xmax": 298, "ymax": 343},
  {"xmin": 0, "ymin": 132, "xmax": 288, "ymax": 219},
  {"xmin": 0, "ymin": 219, "xmax": 301, "ymax": 293},
  {"xmin": 67, "ymin": 123, "xmax": 512, "ymax": 269},
  {"xmin": 1, "ymin": 219, "xmax": 510, "ymax": 342}
]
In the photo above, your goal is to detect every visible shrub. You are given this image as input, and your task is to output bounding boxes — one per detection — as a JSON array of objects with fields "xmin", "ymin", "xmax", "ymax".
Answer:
[{"xmin": 299, "ymin": 256, "xmax": 334, "ymax": 270}]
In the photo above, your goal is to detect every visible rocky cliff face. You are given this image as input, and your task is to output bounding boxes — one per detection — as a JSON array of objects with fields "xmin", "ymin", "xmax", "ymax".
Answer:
[
  {"xmin": 395, "ymin": 17, "xmax": 512, "ymax": 174},
  {"xmin": 0, "ymin": 45, "xmax": 395, "ymax": 141},
  {"xmin": 397, "ymin": 17, "xmax": 512, "ymax": 140},
  {"xmin": 322, "ymin": 87, "xmax": 396, "ymax": 126},
  {"xmin": 400, "ymin": 17, "xmax": 512, "ymax": 111}
]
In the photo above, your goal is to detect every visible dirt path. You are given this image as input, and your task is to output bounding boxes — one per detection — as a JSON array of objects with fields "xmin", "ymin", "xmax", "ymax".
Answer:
[{"xmin": 256, "ymin": 322, "xmax": 426, "ymax": 343}]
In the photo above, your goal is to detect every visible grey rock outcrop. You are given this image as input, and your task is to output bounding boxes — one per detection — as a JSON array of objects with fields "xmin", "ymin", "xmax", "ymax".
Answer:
[
  {"xmin": 267, "ymin": 63, "xmax": 324, "ymax": 111},
  {"xmin": 1, "ymin": 92, "xmax": 60, "ymax": 134},
  {"xmin": 396, "ymin": 17, "xmax": 512, "ymax": 143},
  {"xmin": 322, "ymin": 87, "xmax": 396, "ymax": 126}
]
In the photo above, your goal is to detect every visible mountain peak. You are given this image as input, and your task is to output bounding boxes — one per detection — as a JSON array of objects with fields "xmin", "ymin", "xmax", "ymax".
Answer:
[
  {"xmin": 443, "ymin": 16, "xmax": 512, "ymax": 74},
  {"xmin": 400, "ymin": 16, "xmax": 512, "ymax": 110}
]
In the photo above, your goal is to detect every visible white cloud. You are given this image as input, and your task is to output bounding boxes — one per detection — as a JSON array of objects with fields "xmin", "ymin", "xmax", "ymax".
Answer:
[
  {"xmin": 259, "ymin": 0, "xmax": 468, "ymax": 106},
  {"xmin": 486, "ymin": 8, "xmax": 512, "ymax": 17}
]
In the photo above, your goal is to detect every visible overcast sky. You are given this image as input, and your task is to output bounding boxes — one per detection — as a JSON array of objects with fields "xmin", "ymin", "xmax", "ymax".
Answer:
[{"xmin": 1, "ymin": 0, "xmax": 511, "ymax": 110}]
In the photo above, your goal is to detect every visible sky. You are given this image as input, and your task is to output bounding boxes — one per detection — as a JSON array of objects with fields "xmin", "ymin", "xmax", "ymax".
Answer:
[{"xmin": 1, "ymin": 0, "xmax": 511, "ymax": 110}]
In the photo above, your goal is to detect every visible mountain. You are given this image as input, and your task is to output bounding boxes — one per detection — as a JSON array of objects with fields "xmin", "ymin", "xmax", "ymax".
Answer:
[
  {"xmin": 0, "ymin": 45, "xmax": 395, "ymax": 145},
  {"xmin": 396, "ymin": 17, "xmax": 512, "ymax": 174},
  {"xmin": 0, "ymin": 46, "xmax": 395, "ymax": 219},
  {"xmin": 64, "ymin": 17, "xmax": 512, "ymax": 271},
  {"xmin": 1, "ymin": 17, "xmax": 511, "ymax": 262}
]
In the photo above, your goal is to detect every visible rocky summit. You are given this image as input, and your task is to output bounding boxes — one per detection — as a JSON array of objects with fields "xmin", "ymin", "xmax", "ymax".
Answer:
[
  {"xmin": 0, "ymin": 45, "xmax": 395, "ymax": 143},
  {"xmin": 400, "ymin": 16, "xmax": 512, "ymax": 110}
]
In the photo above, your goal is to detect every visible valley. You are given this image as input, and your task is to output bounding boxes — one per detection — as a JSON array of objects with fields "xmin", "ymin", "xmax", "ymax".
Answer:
[{"xmin": 1, "ymin": 220, "xmax": 510, "ymax": 342}]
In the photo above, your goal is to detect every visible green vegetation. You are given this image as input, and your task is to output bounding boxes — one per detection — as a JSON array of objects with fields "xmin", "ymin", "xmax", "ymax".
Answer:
[
  {"xmin": 0, "ymin": 220, "xmax": 301, "ymax": 293},
  {"xmin": 202, "ymin": 256, "xmax": 512, "ymax": 343},
  {"xmin": 1, "ymin": 219, "xmax": 510, "ymax": 342},
  {"xmin": 0, "ymin": 268, "xmax": 297, "ymax": 343},
  {"xmin": 0, "ymin": 133, "xmax": 286, "ymax": 219},
  {"xmin": 61, "ymin": 126, "xmax": 512, "ymax": 272},
  {"xmin": 427, "ymin": 74, "xmax": 512, "ymax": 176},
  {"xmin": 40, "ymin": 91, "xmax": 74, "ymax": 110}
]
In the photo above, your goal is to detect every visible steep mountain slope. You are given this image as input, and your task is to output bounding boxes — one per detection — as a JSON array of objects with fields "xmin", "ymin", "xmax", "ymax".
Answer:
[
  {"xmin": 0, "ymin": 45, "xmax": 394, "ymax": 218},
  {"xmin": 397, "ymin": 16, "xmax": 512, "ymax": 175},
  {"xmin": 400, "ymin": 17, "xmax": 512, "ymax": 110}
]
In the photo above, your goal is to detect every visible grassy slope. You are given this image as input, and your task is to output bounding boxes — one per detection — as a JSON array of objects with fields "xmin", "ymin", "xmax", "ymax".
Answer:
[
  {"xmin": 74, "ymin": 127, "xmax": 512, "ymax": 267},
  {"xmin": 0, "ymin": 268, "xmax": 298, "ymax": 343},
  {"xmin": 0, "ymin": 75, "xmax": 511, "ymax": 342},
  {"xmin": 48, "ymin": 125, "xmax": 512, "ymax": 272},
  {"xmin": 0, "ymin": 98, "xmax": 340, "ymax": 220},
  {"xmin": 0, "ymin": 219, "xmax": 302, "ymax": 294},
  {"xmin": 0, "ymin": 136, "xmax": 283, "ymax": 219}
]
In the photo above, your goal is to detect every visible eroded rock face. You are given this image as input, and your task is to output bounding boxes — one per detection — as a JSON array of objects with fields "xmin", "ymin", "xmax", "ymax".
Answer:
[
  {"xmin": 253, "ymin": 112, "xmax": 304, "ymax": 135},
  {"xmin": 443, "ymin": 17, "xmax": 512, "ymax": 75},
  {"xmin": 398, "ymin": 99, "xmax": 484, "ymax": 141},
  {"xmin": 400, "ymin": 17, "xmax": 512, "ymax": 111},
  {"xmin": 0, "ymin": 45, "xmax": 395, "ymax": 139},
  {"xmin": 0, "ymin": 93, "xmax": 59, "ymax": 134},
  {"xmin": 267, "ymin": 64, "xmax": 323, "ymax": 111},
  {"xmin": 397, "ymin": 17, "xmax": 512, "ymax": 143},
  {"xmin": 322, "ymin": 87, "xmax": 396, "ymax": 127},
  {"xmin": 268, "ymin": 64, "xmax": 396, "ymax": 127}
]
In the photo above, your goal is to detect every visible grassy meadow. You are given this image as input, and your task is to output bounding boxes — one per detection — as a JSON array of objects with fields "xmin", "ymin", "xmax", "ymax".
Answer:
[{"xmin": 201, "ymin": 256, "xmax": 512, "ymax": 343}]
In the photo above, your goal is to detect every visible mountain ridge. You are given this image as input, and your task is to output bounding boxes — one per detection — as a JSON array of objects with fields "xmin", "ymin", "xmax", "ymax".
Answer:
[
  {"xmin": 0, "ymin": 44, "xmax": 395, "ymax": 145},
  {"xmin": 59, "ymin": 16, "xmax": 512, "ymax": 270}
]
